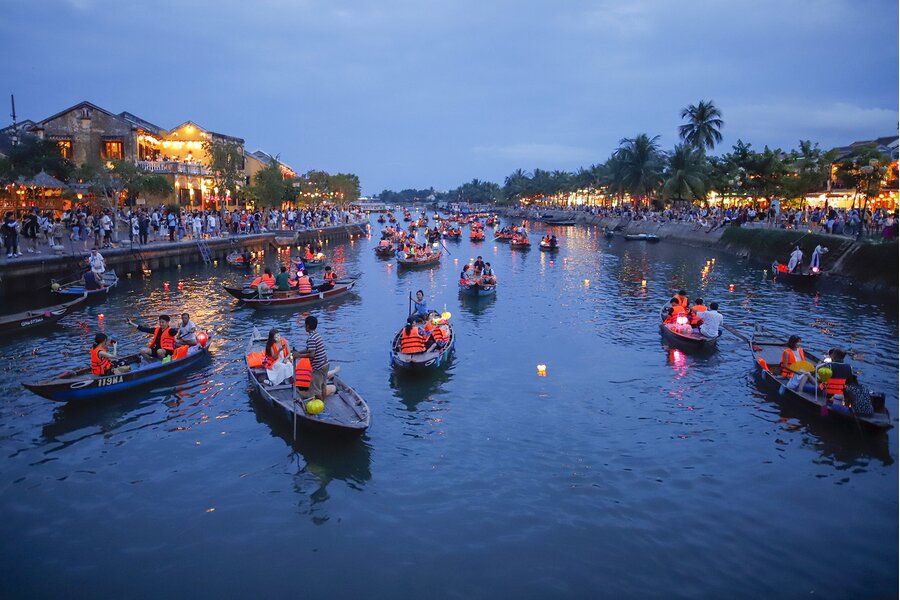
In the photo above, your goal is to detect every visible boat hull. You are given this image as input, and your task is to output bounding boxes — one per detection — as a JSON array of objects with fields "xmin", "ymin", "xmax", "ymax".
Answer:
[
  {"xmin": 390, "ymin": 325, "xmax": 455, "ymax": 371},
  {"xmin": 0, "ymin": 294, "xmax": 87, "ymax": 336},
  {"xmin": 227, "ymin": 279, "xmax": 358, "ymax": 310},
  {"xmin": 771, "ymin": 261, "xmax": 819, "ymax": 286}
]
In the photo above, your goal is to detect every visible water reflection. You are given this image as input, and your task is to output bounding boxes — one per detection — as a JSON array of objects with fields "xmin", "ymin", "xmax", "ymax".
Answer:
[{"xmin": 389, "ymin": 368, "xmax": 453, "ymax": 412}]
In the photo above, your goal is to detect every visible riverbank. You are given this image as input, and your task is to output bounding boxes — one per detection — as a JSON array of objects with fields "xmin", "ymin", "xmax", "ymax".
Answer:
[
  {"xmin": 0, "ymin": 222, "xmax": 368, "ymax": 297},
  {"xmin": 509, "ymin": 209, "xmax": 898, "ymax": 294}
]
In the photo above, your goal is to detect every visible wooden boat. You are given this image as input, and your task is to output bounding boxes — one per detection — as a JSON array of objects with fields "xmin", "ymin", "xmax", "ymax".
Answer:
[
  {"xmin": 624, "ymin": 233, "xmax": 660, "ymax": 242},
  {"xmin": 224, "ymin": 276, "xmax": 359, "ymax": 309},
  {"xmin": 470, "ymin": 232, "xmax": 485, "ymax": 241},
  {"xmin": 294, "ymin": 256, "xmax": 324, "ymax": 269},
  {"xmin": 374, "ymin": 244, "xmax": 395, "ymax": 258},
  {"xmin": 538, "ymin": 241, "xmax": 559, "ymax": 251},
  {"xmin": 459, "ymin": 281, "xmax": 496, "ymax": 296},
  {"xmin": 390, "ymin": 322, "xmax": 455, "ymax": 371},
  {"xmin": 226, "ymin": 251, "xmax": 255, "ymax": 267},
  {"xmin": 377, "ymin": 216, "xmax": 386, "ymax": 223},
  {"xmin": 52, "ymin": 270, "xmax": 118, "ymax": 298},
  {"xmin": 495, "ymin": 232, "xmax": 514, "ymax": 242},
  {"xmin": 274, "ymin": 235, "xmax": 297, "ymax": 246},
  {"xmin": 0, "ymin": 293, "xmax": 88, "ymax": 337},
  {"xmin": 510, "ymin": 238, "xmax": 531, "ymax": 249},
  {"xmin": 658, "ymin": 304, "xmax": 718, "ymax": 351},
  {"xmin": 22, "ymin": 338, "xmax": 212, "ymax": 403},
  {"xmin": 771, "ymin": 261, "xmax": 820, "ymax": 286},
  {"xmin": 246, "ymin": 338, "xmax": 369, "ymax": 435},
  {"xmin": 396, "ymin": 251, "xmax": 441, "ymax": 268},
  {"xmin": 544, "ymin": 219, "xmax": 576, "ymax": 226},
  {"xmin": 749, "ymin": 328, "xmax": 891, "ymax": 431}
]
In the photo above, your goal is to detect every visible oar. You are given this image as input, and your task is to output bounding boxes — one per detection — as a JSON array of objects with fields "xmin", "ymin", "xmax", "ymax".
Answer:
[
  {"xmin": 439, "ymin": 239, "xmax": 452, "ymax": 256},
  {"xmin": 292, "ymin": 357, "xmax": 298, "ymax": 441}
]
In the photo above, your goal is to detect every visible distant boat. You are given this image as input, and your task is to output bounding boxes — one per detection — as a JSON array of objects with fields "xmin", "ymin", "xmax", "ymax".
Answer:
[
  {"xmin": 543, "ymin": 218, "xmax": 576, "ymax": 226},
  {"xmin": 0, "ymin": 293, "xmax": 87, "ymax": 336}
]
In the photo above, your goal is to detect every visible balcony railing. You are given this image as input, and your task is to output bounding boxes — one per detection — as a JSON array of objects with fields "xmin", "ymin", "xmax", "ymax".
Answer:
[{"xmin": 137, "ymin": 160, "xmax": 210, "ymax": 176}]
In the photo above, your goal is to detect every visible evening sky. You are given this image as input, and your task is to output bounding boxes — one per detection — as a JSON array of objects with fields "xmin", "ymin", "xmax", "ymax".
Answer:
[{"xmin": 2, "ymin": 0, "xmax": 898, "ymax": 194}]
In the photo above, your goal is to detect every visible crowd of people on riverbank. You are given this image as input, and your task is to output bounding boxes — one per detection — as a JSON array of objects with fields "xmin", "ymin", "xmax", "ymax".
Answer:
[
  {"xmin": 520, "ymin": 202, "xmax": 899, "ymax": 241},
  {"xmin": 0, "ymin": 204, "xmax": 367, "ymax": 258}
]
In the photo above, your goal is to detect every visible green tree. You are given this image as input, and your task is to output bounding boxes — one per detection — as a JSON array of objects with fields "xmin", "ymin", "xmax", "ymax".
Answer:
[
  {"xmin": 611, "ymin": 134, "xmax": 664, "ymax": 206},
  {"xmin": 834, "ymin": 145, "xmax": 894, "ymax": 212},
  {"xmin": 202, "ymin": 139, "xmax": 244, "ymax": 200},
  {"xmin": 679, "ymin": 100, "xmax": 724, "ymax": 153},
  {"xmin": 246, "ymin": 161, "xmax": 289, "ymax": 207},
  {"xmin": 782, "ymin": 140, "xmax": 836, "ymax": 206},
  {"xmin": 2, "ymin": 137, "xmax": 74, "ymax": 183},
  {"xmin": 503, "ymin": 168, "xmax": 530, "ymax": 202},
  {"xmin": 662, "ymin": 144, "xmax": 709, "ymax": 205}
]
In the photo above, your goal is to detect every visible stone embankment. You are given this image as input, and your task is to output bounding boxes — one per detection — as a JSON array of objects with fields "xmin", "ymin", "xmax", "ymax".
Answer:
[
  {"xmin": 0, "ymin": 222, "xmax": 369, "ymax": 298},
  {"xmin": 509, "ymin": 209, "xmax": 898, "ymax": 294}
]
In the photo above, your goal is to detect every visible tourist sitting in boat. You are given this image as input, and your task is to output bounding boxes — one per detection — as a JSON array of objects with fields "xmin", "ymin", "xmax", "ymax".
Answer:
[
  {"xmin": 90, "ymin": 333, "xmax": 130, "ymax": 376},
  {"xmin": 473, "ymin": 256, "xmax": 485, "ymax": 271},
  {"xmin": 424, "ymin": 316, "xmax": 449, "ymax": 349},
  {"xmin": 318, "ymin": 267, "xmax": 336, "ymax": 292},
  {"xmin": 780, "ymin": 335, "xmax": 806, "ymax": 377},
  {"xmin": 250, "ymin": 268, "xmax": 276, "ymax": 295},
  {"xmin": 459, "ymin": 264, "xmax": 472, "ymax": 285},
  {"xmin": 275, "ymin": 266, "xmax": 293, "ymax": 291},
  {"xmin": 262, "ymin": 328, "xmax": 293, "ymax": 386},
  {"xmin": 690, "ymin": 298, "xmax": 707, "ymax": 327},
  {"xmin": 784, "ymin": 348, "xmax": 854, "ymax": 401},
  {"xmin": 666, "ymin": 298, "xmax": 687, "ymax": 322},
  {"xmin": 697, "ymin": 302, "xmax": 722, "ymax": 338},
  {"xmin": 398, "ymin": 317, "xmax": 428, "ymax": 355},
  {"xmin": 176, "ymin": 312, "xmax": 198, "ymax": 347},
  {"xmin": 296, "ymin": 270, "xmax": 314, "ymax": 295},
  {"xmin": 482, "ymin": 262, "xmax": 496, "ymax": 284},
  {"xmin": 473, "ymin": 264, "xmax": 483, "ymax": 278},
  {"xmin": 129, "ymin": 315, "xmax": 178, "ymax": 360},
  {"xmin": 304, "ymin": 245, "xmax": 315, "ymax": 261},
  {"xmin": 550, "ymin": 235, "xmax": 558, "ymax": 247},
  {"xmin": 83, "ymin": 269, "xmax": 105, "ymax": 291},
  {"xmin": 672, "ymin": 290, "xmax": 689, "ymax": 309},
  {"xmin": 787, "ymin": 245, "xmax": 804, "ymax": 274}
]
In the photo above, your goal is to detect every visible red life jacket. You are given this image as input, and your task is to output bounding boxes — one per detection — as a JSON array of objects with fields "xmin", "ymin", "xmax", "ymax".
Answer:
[
  {"xmin": 149, "ymin": 327, "xmax": 175, "ymax": 351},
  {"xmin": 295, "ymin": 357, "xmax": 312, "ymax": 389},
  {"xmin": 400, "ymin": 328, "xmax": 426, "ymax": 354},
  {"xmin": 780, "ymin": 347, "xmax": 805, "ymax": 377},
  {"xmin": 824, "ymin": 378, "xmax": 847, "ymax": 395},
  {"xmin": 90, "ymin": 347, "xmax": 112, "ymax": 376}
]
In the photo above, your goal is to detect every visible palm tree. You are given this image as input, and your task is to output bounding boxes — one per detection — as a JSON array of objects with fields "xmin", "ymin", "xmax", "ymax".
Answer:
[
  {"xmin": 662, "ymin": 145, "xmax": 709, "ymax": 205},
  {"xmin": 612, "ymin": 134, "xmax": 664, "ymax": 206},
  {"xmin": 679, "ymin": 100, "xmax": 724, "ymax": 152}
]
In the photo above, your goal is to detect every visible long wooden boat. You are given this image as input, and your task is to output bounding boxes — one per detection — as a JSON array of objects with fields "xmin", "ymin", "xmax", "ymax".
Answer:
[
  {"xmin": 53, "ymin": 270, "xmax": 118, "ymax": 298},
  {"xmin": 390, "ymin": 323, "xmax": 455, "ymax": 371},
  {"xmin": 749, "ymin": 328, "xmax": 891, "ymax": 431},
  {"xmin": 459, "ymin": 281, "xmax": 496, "ymax": 296},
  {"xmin": 658, "ymin": 304, "xmax": 718, "ymax": 351},
  {"xmin": 246, "ymin": 341, "xmax": 369, "ymax": 435},
  {"xmin": 544, "ymin": 219, "xmax": 576, "ymax": 226},
  {"xmin": 0, "ymin": 293, "xmax": 88, "ymax": 337},
  {"xmin": 22, "ymin": 339, "xmax": 212, "ymax": 403},
  {"xmin": 624, "ymin": 233, "xmax": 659, "ymax": 242},
  {"xmin": 771, "ymin": 261, "xmax": 820, "ymax": 286},
  {"xmin": 226, "ymin": 251, "xmax": 255, "ymax": 267},
  {"xmin": 495, "ymin": 232, "xmax": 514, "ymax": 242},
  {"xmin": 396, "ymin": 251, "xmax": 441, "ymax": 268},
  {"xmin": 538, "ymin": 241, "xmax": 559, "ymax": 251},
  {"xmin": 224, "ymin": 277, "xmax": 359, "ymax": 309},
  {"xmin": 510, "ymin": 239, "xmax": 531, "ymax": 249}
]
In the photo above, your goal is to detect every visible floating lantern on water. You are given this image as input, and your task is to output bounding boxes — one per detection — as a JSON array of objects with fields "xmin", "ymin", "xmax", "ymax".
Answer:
[
  {"xmin": 729, "ymin": 284, "xmax": 735, "ymax": 292},
  {"xmin": 213, "ymin": 260, "xmax": 218, "ymax": 267},
  {"xmin": 537, "ymin": 364, "xmax": 547, "ymax": 377},
  {"xmin": 454, "ymin": 258, "xmax": 458, "ymax": 264},
  {"xmin": 98, "ymin": 314, "xmax": 105, "ymax": 323},
  {"xmin": 432, "ymin": 242, "xmax": 439, "ymax": 248},
  {"xmin": 163, "ymin": 282, "xmax": 169, "ymax": 291},
  {"xmin": 196, "ymin": 331, "xmax": 209, "ymax": 348},
  {"xmin": 811, "ymin": 266, "xmax": 820, "ymax": 273},
  {"xmin": 584, "ymin": 279, "xmax": 590, "ymax": 287},
  {"xmin": 177, "ymin": 264, "xmax": 181, "ymax": 269},
  {"xmin": 549, "ymin": 261, "xmax": 554, "ymax": 266},
  {"xmin": 641, "ymin": 279, "xmax": 647, "ymax": 287},
  {"xmin": 178, "ymin": 282, "xmax": 184, "ymax": 290}
]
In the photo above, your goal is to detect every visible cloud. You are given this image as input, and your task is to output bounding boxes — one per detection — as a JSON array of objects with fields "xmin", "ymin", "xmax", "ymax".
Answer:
[{"xmin": 473, "ymin": 143, "xmax": 592, "ymax": 163}]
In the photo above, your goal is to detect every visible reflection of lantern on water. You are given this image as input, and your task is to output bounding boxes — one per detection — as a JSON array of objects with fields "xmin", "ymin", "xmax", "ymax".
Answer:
[
  {"xmin": 537, "ymin": 364, "xmax": 547, "ymax": 376},
  {"xmin": 454, "ymin": 258, "xmax": 458, "ymax": 264},
  {"xmin": 549, "ymin": 261, "xmax": 554, "ymax": 266},
  {"xmin": 669, "ymin": 348, "xmax": 685, "ymax": 366}
]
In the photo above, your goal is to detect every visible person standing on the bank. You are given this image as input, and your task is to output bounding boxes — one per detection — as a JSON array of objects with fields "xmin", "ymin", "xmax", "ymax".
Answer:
[{"xmin": 295, "ymin": 315, "xmax": 329, "ymax": 400}]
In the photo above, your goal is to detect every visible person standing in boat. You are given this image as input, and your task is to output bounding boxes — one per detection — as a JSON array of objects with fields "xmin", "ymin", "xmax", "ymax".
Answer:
[
  {"xmin": 810, "ymin": 245, "xmax": 828, "ymax": 272},
  {"xmin": 294, "ymin": 316, "xmax": 329, "ymax": 400},
  {"xmin": 411, "ymin": 290, "xmax": 429, "ymax": 319},
  {"xmin": 88, "ymin": 247, "xmax": 106, "ymax": 276},
  {"xmin": 787, "ymin": 245, "xmax": 804, "ymax": 273},
  {"xmin": 128, "ymin": 315, "xmax": 178, "ymax": 360},
  {"xmin": 697, "ymin": 302, "xmax": 722, "ymax": 338},
  {"xmin": 482, "ymin": 262, "xmax": 496, "ymax": 285}
]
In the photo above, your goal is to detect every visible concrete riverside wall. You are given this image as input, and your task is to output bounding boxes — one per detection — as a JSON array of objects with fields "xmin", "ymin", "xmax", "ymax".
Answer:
[
  {"xmin": 0, "ymin": 222, "xmax": 369, "ymax": 298},
  {"xmin": 507, "ymin": 209, "xmax": 897, "ymax": 294}
]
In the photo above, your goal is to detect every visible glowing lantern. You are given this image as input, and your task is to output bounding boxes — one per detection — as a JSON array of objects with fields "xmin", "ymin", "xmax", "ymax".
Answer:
[
  {"xmin": 729, "ymin": 284, "xmax": 735, "ymax": 292},
  {"xmin": 441, "ymin": 311, "xmax": 451, "ymax": 320},
  {"xmin": 811, "ymin": 266, "xmax": 819, "ymax": 273},
  {"xmin": 641, "ymin": 279, "xmax": 647, "ymax": 287},
  {"xmin": 676, "ymin": 315, "xmax": 689, "ymax": 326},
  {"xmin": 163, "ymin": 282, "xmax": 169, "ymax": 291},
  {"xmin": 177, "ymin": 282, "xmax": 184, "ymax": 290},
  {"xmin": 432, "ymin": 242, "xmax": 439, "ymax": 248},
  {"xmin": 98, "ymin": 314, "xmax": 105, "ymax": 322},
  {"xmin": 196, "ymin": 331, "xmax": 209, "ymax": 348},
  {"xmin": 584, "ymin": 279, "xmax": 590, "ymax": 287},
  {"xmin": 537, "ymin": 364, "xmax": 547, "ymax": 376}
]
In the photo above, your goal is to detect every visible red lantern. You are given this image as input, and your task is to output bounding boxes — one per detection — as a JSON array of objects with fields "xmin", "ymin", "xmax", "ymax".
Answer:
[
  {"xmin": 163, "ymin": 282, "xmax": 170, "ymax": 291},
  {"xmin": 196, "ymin": 332, "xmax": 209, "ymax": 348}
]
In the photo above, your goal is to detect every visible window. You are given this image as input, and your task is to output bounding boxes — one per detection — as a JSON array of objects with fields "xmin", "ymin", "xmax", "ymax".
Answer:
[
  {"xmin": 57, "ymin": 139, "xmax": 73, "ymax": 160},
  {"xmin": 102, "ymin": 140, "xmax": 123, "ymax": 160}
]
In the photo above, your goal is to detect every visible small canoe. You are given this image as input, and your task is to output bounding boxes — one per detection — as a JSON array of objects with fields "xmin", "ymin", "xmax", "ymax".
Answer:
[
  {"xmin": 538, "ymin": 242, "xmax": 559, "ymax": 252},
  {"xmin": 294, "ymin": 257, "xmax": 325, "ymax": 269},
  {"xmin": 374, "ymin": 245, "xmax": 395, "ymax": 258},
  {"xmin": 390, "ymin": 323, "xmax": 455, "ymax": 371},
  {"xmin": 226, "ymin": 251, "xmax": 256, "ymax": 267},
  {"xmin": 53, "ymin": 270, "xmax": 118, "ymax": 298},
  {"xmin": 624, "ymin": 233, "xmax": 648, "ymax": 241},
  {"xmin": 396, "ymin": 252, "xmax": 441, "ymax": 268},
  {"xmin": 658, "ymin": 304, "xmax": 718, "ymax": 351},
  {"xmin": 470, "ymin": 233, "xmax": 485, "ymax": 241},
  {"xmin": 0, "ymin": 293, "xmax": 88, "ymax": 337},
  {"xmin": 459, "ymin": 281, "xmax": 496, "ymax": 296},
  {"xmin": 22, "ymin": 339, "xmax": 211, "ymax": 403},
  {"xmin": 246, "ymin": 343, "xmax": 369, "ymax": 435},
  {"xmin": 377, "ymin": 217, "xmax": 386, "ymax": 223},
  {"xmin": 510, "ymin": 240, "xmax": 531, "ymax": 250},
  {"xmin": 749, "ymin": 328, "xmax": 891, "ymax": 431},
  {"xmin": 224, "ymin": 277, "xmax": 359, "ymax": 309},
  {"xmin": 274, "ymin": 235, "xmax": 297, "ymax": 246},
  {"xmin": 771, "ymin": 261, "xmax": 820, "ymax": 286}
]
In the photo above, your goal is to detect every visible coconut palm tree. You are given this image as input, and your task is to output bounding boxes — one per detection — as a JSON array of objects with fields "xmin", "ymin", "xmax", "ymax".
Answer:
[
  {"xmin": 678, "ymin": 100, "xmax": 724, "ymax": 152},
  {"xmin": 662, "ymin": 144, "xmax": 709, "ymax": 205},
  {"xmin": 611, "ymin": 134, "xmax": 664, "ymax": 206}
]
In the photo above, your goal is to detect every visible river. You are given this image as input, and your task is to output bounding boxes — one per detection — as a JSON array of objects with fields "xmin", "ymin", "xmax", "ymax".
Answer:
[{"xmin": 0, "ymin": 213, "xmax": 896, "ymax": 599}]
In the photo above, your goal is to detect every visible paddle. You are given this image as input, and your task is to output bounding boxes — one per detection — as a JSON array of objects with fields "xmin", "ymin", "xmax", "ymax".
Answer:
[
  {"xmin": 439, "ymin": 239, "xmax": 452, "ymax": 256},
  {"xmin": 292, "ymin": 357, "xmax": 298, "ymax": 441}
]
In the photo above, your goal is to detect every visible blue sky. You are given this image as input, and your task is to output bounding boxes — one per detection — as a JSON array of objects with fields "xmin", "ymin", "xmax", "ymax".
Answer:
[{"xmin": 2, "ymin": 0, "xmax": 897, "ymax": 194}]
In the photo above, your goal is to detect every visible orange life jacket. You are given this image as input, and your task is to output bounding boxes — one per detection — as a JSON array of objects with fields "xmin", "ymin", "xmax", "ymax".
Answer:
[
  {"xmin": 323, "ymin": 271, "xmax": 336, "ymax": 282},
  {"xmin": 780, "ymin": 347, "xmax": 805, "ymax": 377},
  {"xmin": 400, "ymin": 327, "xmax": 426, "ymax": 354},
  {"xmin": 297, "ymin": 276, "xmax": 313, "ymax": 294},
  {"xmin": 251, "ymin": 275, "xmax": 275, "ymax": 288},
  {"xmin": 149, "ymin": 327, "xmax": 176, "ymax": 351},
  {"xmin": 676, "ymin": 296, "xmax": 689, "ymax": 308},
  {"xmin": 263, "ymin": 342, "xmax": 279, "ymax": 369},
  {"xmin": 431, "ymin": 325, "xmax": 445, "ymax": 343},
  {"xmin": 690, "ymin": 305, "xmax": 706, "ymax": 325},
  {"xmin": 90, "ymin": 347, "xmax": 112, "ymax": 376},
  {"xmin": 295, "ymin": 357, "xmax": 312, "ymax": 389},
  {"xmin": 305, "ymin": 249, "xmax": 314, "ymax": 260},
  {"xmin": 824, "ymin": 378, "xmax": 847, "ymax": 396}
]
